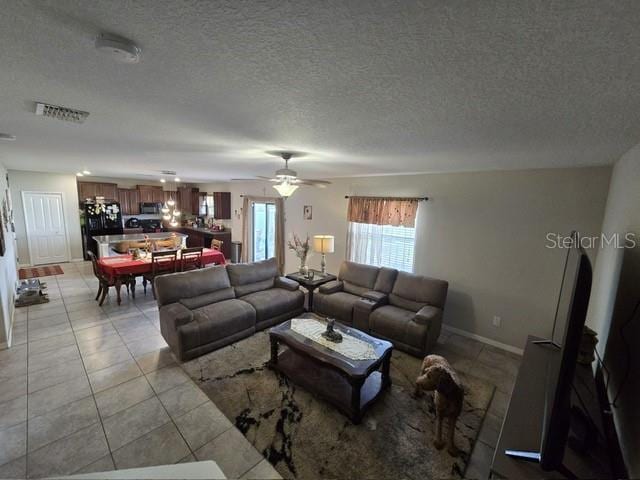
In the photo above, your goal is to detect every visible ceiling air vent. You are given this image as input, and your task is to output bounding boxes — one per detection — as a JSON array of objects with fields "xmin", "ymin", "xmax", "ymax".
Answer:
[
  {"xmin": 160, "ymin": 170, "xmax": 177, "ymax": 176},
  {"xmin": 35, "ymin": 102, "xmax": 90, "ymax": 124}
]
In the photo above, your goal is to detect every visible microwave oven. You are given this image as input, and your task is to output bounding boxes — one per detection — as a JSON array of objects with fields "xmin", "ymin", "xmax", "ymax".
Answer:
[{"xmin": 140, "ymin": 202, "xmax": 161, "ymax": 214}]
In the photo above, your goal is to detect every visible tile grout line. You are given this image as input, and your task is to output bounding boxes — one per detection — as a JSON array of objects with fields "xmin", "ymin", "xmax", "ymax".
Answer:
[
  {"xmin": 108, "ymin": 316, "xmax": 202, "ymax": 463},
  {"xmin": 23, "ymin": 272, "xmax": 63, "ymax": 477},
  {"xmin": 62, "ymin": 277, "xmax": 119, "ymax": 474}
]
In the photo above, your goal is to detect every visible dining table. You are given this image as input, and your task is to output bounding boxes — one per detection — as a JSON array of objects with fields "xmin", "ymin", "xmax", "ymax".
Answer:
[{"xmin": 98, "ymin": 248, "xmax": 226, "ymax": 304}]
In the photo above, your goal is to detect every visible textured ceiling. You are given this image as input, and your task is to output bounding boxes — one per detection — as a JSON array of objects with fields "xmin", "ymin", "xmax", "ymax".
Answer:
[{"xmin": 1, "ymin": 0, "xmax": 640, "ymax": 181}]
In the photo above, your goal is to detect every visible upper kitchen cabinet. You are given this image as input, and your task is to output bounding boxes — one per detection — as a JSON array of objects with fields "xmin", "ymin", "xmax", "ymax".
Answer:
[
  {"xmin": 213, "ymin": 192, "xmax": 231, "ymax": 219},
  {"xmin": 137, "ymin": 185, "xmax": 164, "ymax": 203},
  {"xmin": 117, "ymin": 188, "xmax": 140, "ymax": 215},
  {"xmin": 77, "ymin": 181, "xmax": 118, "ymax": 203},
  {"xmin": 178, "ymin": 187, "xmax": 200, "ymax": 215}
]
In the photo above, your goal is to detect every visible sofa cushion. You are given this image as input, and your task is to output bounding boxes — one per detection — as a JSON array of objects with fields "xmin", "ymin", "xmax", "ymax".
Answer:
[
  {"xmin": 314, "ymin": 291, "xmax": 361, "ymax": 324},
  {"xmin": 369, "ymin": 305, "xmax": 427, "ymax": 349},
  {"xmin": 389, "ymin": 272, "xmax": 449, "ymax": 312},
  {"xmin": 183, "ymin": 299, "xmax": 256, "ymax": 350},
  {"xmin": 226, "ymin": 258, "xmax": 278, "ymax": 297},
  {"xmin": 373, "ymin": 267, "xmax": 398, "ymax": 294},
  {"xmin": 240, "ymin": 288, "xmax": 304, "ymax": 323},
  {"xmin": 155, "ymin": 266, "xmax": 231, "ymax": 307},
  {"xmin": 179, "ymin": 288, "xmax": 235, "ymax": 310},
  {"xmin": 339, "ymin": 261, "xmax": 379, "ymax": 296}
]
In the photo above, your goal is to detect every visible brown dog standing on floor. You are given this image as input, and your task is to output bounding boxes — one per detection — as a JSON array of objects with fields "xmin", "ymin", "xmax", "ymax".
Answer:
[{"xmin": 414, "ymin": 354, "xmax": 464, "ymax": 456}]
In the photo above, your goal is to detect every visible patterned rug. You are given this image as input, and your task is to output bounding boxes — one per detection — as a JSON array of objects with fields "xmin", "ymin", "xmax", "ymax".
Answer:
[
  {"xmin": 182, "ymin": 331, "xmax": 495, "ymax": 479},
  {"xmin": 18, "ymin": 264, "xmax": 64, "ymax": 279}
]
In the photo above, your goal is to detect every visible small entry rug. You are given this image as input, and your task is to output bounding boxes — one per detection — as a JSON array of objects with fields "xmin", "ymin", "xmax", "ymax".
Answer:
[
  {"xmin": 182, "ymin": 331, "xmax": 495, "ymax": 479},
  {"xmin": 19, "ymin": 265, "xmax": 64, "ymax": 279}
]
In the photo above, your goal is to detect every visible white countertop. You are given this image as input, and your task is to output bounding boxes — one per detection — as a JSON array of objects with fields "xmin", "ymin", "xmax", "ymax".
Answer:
[{"xmin": 92, "ymin": 232, "xmax": 188, "ymax": 244}]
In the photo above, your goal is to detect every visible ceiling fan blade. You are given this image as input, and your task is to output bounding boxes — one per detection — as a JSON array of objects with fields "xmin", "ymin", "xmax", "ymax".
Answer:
[
  {"xmin": 256, "ymin": 176, "xmax": 280, "ymax": 182},
  {"xmin": 294, "ymin": 179, "xmax": 332, "ymax": 185},
  {"xmin": 293, "ymin": 180, "xmax": 329, "ymax": 188}
]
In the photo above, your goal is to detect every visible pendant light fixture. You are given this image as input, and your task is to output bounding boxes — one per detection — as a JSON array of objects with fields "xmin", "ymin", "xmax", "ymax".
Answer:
[{"xmin": 161, "ymin": 176, "xmax": 181, "ymax": 226}]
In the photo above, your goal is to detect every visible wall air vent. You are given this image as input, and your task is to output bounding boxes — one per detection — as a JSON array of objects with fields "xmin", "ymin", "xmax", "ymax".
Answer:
[{"xmin": 35, "ymin": 102, "xmax": 90, "ymax": 124}]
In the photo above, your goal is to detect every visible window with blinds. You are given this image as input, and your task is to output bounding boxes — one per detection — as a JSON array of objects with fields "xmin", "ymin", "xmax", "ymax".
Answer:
[{"xmin": 347, "ymin": 221, "xmax": 416, "ymax": 272}]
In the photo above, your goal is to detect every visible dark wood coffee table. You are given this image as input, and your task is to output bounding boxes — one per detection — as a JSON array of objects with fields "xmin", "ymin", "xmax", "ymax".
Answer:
[{"xmin": 269, "ymin": 313, "xmax": 393, "ymax": 424}]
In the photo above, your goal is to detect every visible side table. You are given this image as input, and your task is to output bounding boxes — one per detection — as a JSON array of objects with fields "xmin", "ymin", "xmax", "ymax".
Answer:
[{"xmin": 285, "ymin": 270, "xmax": 337, "ymax": 311}]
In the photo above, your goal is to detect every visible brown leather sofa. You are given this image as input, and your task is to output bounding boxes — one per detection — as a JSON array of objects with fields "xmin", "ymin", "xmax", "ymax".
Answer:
[
  {"xmin": 314, "ymin": 261, "xmax": 448, "ymax": 357},
  {"xmin": 156, "ymin": 258, "xmax": 304, "ymax": 360}
]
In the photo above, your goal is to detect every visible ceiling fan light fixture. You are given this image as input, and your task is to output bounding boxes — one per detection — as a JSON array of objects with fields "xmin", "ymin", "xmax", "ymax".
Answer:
[{"xmin": 273, "ymin": 182, "xmax": 298, "ymax": 198}]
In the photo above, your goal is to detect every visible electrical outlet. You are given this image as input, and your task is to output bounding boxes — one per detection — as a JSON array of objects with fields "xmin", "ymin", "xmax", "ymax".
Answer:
[{"xmin": 493, "ymin": 316, "xmax": 502, "ymax": 327}]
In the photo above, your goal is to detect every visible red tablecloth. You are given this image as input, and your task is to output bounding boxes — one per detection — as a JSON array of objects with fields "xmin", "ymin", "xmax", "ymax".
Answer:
[{"xmin": 98, "ymin": 248, "xmax": 226, "ymax": 279}]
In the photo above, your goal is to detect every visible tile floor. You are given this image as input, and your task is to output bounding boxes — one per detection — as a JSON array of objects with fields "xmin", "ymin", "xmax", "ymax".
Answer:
[
  {"xmin": 0, "ymin": 262, "xmax": 279, "ymax": 479},
  {"xmin": 432, "ymin": 331, "xmax": 521, "ymax": 479},
  {"xmin": 0, "ymin": 261, "xmax": 519, "ymax": 479}
]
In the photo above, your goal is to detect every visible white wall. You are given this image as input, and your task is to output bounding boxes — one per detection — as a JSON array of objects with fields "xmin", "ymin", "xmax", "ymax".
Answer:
[
  {"xmin": 231, "ymin": 166, "xmax": 610, "ymax": 350},
  {"xmin": 0, "ymin": 164, "xmax": 18, "ymax": 347},
  {"xmin": 586, "ymin": 144, "xmax": 640, "ymax": 477},
  {"xmin": 9, "ymin": 170, "xmax": 83, "ymax": 265}
]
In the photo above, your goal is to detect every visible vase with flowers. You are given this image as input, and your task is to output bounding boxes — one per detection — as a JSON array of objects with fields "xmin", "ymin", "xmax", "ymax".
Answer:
[{"xmin": 287, "ymin": 233, "xmax": 311, "ymax": 275}]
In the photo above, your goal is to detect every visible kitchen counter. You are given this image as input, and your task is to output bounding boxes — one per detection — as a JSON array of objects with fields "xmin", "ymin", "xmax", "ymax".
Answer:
[
  {"xmin": 92, "ymin": 232, "xmax": 188, "ymax": 258},
  {"xmin": 169, "ymin": 226, "xmax": 231, "ymax": 234},
  {"xmin": 166, "ymin": 227, "xmax": 232, "ymax": 258}
]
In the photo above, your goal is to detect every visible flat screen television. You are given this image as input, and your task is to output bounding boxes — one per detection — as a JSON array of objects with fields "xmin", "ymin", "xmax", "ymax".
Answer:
[
  {"xmin": 507, "ymin": 232, "xmax": 593, "ymax": 474},
  {"xmin": 540, "ymin": 236, "xmax": 592, "ymax": 471}
]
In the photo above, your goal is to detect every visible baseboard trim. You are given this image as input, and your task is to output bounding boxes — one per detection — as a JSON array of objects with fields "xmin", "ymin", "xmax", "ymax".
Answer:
[{"xmin": 442, "ymin": 324, "xmax": 524, "ymax": 356}]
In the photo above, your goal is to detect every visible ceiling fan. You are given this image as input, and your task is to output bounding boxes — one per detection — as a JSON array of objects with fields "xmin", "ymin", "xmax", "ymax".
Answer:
[{"xmin": 237, "ymin": 152, "xmax": 331, "ymax": 198}]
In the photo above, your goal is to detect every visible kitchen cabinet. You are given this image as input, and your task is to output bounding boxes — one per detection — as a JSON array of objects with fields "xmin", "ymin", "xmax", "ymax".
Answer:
[
  {"xmin": 213, "ymin": 192, "xmax": 231, "ymax": 219},
  {"xmin": 178, "ymin": 187, "xmax": 200, "ymax": 215},
  {"xmin": 163, "ymin": 190, "xmax": 174, "ymax": 204},
  {"xmin": 117, "ymin": 188, "xmax": 140, "ymax": 215},
  {"xmin": 137, "ymin": 185, "xmax": 164, "ymax": 203},
  {"xmin": 78, "ymin": 181, "xmax": 118, "ymax": 203}
]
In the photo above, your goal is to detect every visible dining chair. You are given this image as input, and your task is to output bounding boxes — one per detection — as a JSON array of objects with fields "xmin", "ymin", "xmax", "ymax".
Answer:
[
  {"xmin": 88, "ymin": 251, "xmax": 129, "ymax": 306},
  {"xmin": 180, "ymin": 247, "xmax": 204, "ymax": 271},
  {"xmin": 143, "ymin": 250, "xmax": 178, "ymax": 299},
  {"xmin": 211, "ymin": 238, "xmax": 223, "ymax": 251}
]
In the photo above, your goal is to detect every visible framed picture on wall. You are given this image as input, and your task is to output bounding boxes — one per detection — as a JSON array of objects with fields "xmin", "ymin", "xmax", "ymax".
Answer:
[{"xmin": 303, "ymin": 205, "xmax": 312, "ymax": 220}]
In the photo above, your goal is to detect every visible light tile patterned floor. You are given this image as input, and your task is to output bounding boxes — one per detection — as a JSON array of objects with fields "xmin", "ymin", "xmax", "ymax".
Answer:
[
  {"xmin": 0, "ymin": 262, "xmax": 278, "ymax": 479},
  {"xmin": 0, "ymin": 261, "xmax": 519, "ymax": 479}
]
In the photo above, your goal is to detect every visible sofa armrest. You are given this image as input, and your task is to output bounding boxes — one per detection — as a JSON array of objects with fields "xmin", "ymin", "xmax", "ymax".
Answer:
[
  {"xmin": 160, "ymin": 302, "xmax": 194, "ymax": 329},
  {"xmin": 319, "ymin": 280, "xmax": 344, "ymax": 294},
  {"xmin": 353, "ymin": 296, "xmax": 385, "ymax": 332},
  {"xmin": 275, "ymin": 276, "xmax": 300, "ymax": 291},
  {"xmin": 362, "ymin": 290, "xmax": 388, "ymax": 306},
  {"xmin": 413, "ymin": 305, "xmax": 442, "ymax": 325}
]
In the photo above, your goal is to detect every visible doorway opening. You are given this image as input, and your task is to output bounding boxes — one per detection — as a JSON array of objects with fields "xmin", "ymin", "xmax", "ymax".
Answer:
[{"xmin": 251, "ymin": 201, "xmax": 276, "ymax": 262}]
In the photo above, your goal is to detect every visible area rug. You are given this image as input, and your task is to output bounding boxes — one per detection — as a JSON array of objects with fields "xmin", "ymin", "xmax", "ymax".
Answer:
[
  {"xmin": 18, "ymin": 264, "xmax": 64, "ymax": 279},
  {"xmin": 182, "ymin": 331, "xmax": 495, "ymax": 479}
]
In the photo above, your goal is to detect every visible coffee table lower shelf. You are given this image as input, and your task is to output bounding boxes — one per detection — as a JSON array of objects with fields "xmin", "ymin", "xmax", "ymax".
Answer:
[{"xmin": 270, "ymin": 348, "xmax": 388, "ymax": 424}]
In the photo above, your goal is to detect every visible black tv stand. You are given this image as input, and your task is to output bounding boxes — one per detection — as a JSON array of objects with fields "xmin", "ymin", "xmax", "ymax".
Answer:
[{"xmin": 490, "ymin": 336, "xmax": 614, "ymax": 479}]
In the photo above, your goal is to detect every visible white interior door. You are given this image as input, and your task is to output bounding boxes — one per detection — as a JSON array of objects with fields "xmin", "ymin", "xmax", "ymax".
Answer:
[{"xmin": 23, "ymin": 192, "xmax": 69, "ymax": 265}]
